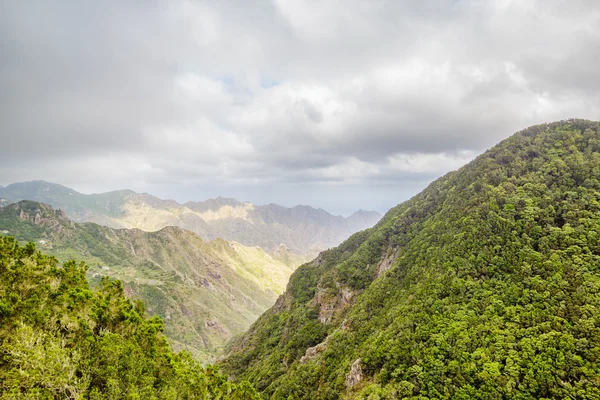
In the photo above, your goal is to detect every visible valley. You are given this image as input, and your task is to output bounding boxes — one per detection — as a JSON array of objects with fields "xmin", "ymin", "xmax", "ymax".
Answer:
[
  {"xmin": 2, "ymin": 1, "xmax": 597, "ymax": 397},
  {"xmin": 2, "ymin": 120, "xmax": 600, "ymax": 398},
  {"xmin": 0, "ymin": 200, "xmax": 310, "ymax": 362}
]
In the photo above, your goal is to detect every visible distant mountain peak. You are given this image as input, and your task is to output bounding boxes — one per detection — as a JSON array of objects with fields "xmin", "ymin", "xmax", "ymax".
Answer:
[
  {"xmin": 1, "ymin": 181, "xmax": 383, "ymax": 255},
  {"xmin": 349, "ymin": 209, "xmax": 381, "ymax": 216}
]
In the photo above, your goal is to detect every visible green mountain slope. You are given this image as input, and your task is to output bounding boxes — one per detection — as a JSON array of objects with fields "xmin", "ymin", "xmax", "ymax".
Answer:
[
  {"xmin": 0, "ymin": 237, "xmax": 259, "ymax": 399},
  {"xmin": 0, "ymin": 201, "xmax": 308, "ymax": 362},
  {"xmin": 219, "ymin": 120, "xmax": 600, "ymax": 399},
  {"xmin": 0, "ymin": 183, "xmax": 381, "ymax": 255}
]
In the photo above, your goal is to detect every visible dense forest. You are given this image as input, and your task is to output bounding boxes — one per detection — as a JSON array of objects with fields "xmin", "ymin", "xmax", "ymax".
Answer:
[
  {"xmin": 0, "ymin": 237, "xmax": 258, "ymax": 399},
  {"xmin": 219, "ymin": 120, "xmax": 600, "ymax": 399}
]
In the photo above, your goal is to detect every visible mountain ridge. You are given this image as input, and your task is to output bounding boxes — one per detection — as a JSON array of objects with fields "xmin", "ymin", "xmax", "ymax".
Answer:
[
  {"xmin": 0, "ymin": 182, "xmax": 382, "ymax": 255},
  {"xmin": 219, "ymin": 119, "xmax": 600, "ymax": 399}
]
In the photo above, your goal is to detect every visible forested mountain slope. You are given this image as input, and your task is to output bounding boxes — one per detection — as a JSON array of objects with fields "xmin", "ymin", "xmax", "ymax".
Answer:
[
  {"xmin": 0, "ymin": 183, "xmax": 381, "ymax": 255},
  {"xmin": 0, "ymin": 201, "xmax": 306, "ymax": 362},
  {"xmin": 0, "ymin": 237, "xmax": 259, "ymax": 399},
  {"xmin": 219, "ymin": 120, "xmax": 600, "ymax": 399}
]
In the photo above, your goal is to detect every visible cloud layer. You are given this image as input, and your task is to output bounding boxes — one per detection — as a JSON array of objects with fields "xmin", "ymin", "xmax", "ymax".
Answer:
[{"xmin": 1, "ymin": 0, "xmax": 599, "ymax": 214}]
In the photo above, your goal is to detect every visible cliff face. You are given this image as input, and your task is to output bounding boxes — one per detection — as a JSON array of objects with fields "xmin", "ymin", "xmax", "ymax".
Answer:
[{"xmin": 219, "ymin": 120, "xmax": 600, "ymax": 399}]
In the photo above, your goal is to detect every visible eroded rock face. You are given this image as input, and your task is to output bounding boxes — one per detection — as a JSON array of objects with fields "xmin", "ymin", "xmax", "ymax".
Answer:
[
  {"xmin": 15, "ymin": 204, "xmax": 68, "ymax": 234},
  {"xmin": 205, "ymin": 319, "xmax": 230, "ymax": 336},
  {"xmin": 312, "ymin": 285, "xmax": 355, "ymax": 324},
  {"xmin": 376, "ymin": 245, "xmax": 398, "ymax": 277},
  {"xmin": 200, "ymin": 277, "xmax": 215, "ymax": 290},
  {"xmin": 273, "ymin": 290, "xmax": 294, "ymax": 313},
  {"xmin": 345, "ymin": 358, "xmax": 363, "ymax": 388},
  {"xmin": 300, "ymin": 336, "xmax": 331, "ymax": 363}
]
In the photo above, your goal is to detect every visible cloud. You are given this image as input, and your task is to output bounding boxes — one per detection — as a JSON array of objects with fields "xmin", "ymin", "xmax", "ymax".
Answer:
[{"xmin": 0, "ymin": 0, "xmax": 599, "ymax": 214}]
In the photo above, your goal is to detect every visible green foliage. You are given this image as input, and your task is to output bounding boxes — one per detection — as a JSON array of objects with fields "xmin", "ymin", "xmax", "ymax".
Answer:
[
  {"xmin": 0, "ymin": 237, "xmax": 259, "ymax": 399},
  {"xmin": 0, "ymin": 203, "xmax": 300, "ymax": 362},
  {"xmin": 220, "ymin": 120, "xmax": 600, "ymax": 399}
]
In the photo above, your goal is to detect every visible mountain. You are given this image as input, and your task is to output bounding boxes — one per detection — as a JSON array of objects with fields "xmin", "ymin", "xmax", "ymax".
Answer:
[
  {"xmin": 0, "ymin": 201, "xmax": 309, "ymax": 362},
  {"xmin": 0, "ymin": 236, "xmax": 259, "ymax": 398},
  {"xmin": 0, "ymin": 183, "xmax": 382, "ymax": 255},
  {"xmin": 219, "ymin": 120, "xmax": 600, "ymax": 399}
]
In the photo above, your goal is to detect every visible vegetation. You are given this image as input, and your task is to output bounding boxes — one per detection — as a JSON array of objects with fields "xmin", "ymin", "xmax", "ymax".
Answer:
[
  {"xmin": 219, "ymin": 119, "xmax": 600, "ymax": 399},
  {"xmin": 0, "ymin": 202, "xmax": 305, "ymax": 362},
  {"xmin": 0, "ymin": 237, "xmax": 259, "ymax": 399}
]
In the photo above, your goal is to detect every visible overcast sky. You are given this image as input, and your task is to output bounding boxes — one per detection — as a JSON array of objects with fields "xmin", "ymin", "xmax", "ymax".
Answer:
[{"xmin": 1, "ymin": 0, "xmax": 599, "ymax": 215}]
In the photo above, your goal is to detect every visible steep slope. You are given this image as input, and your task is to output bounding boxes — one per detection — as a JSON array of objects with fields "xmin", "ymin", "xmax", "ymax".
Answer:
[
  {"xmin": 0, "ymin": 237, "xmax": 259, "ymax": 398},
  {"xmin": 219, "ymin": 120, "xmax": 600, "ymax": 399},
  {"xmin": 0, "ymin": 183, "xmax": 382, "ymax": 255},
  {"xmin": 0, "ymin": 201, "xmax": 307, "ymax": 362}
]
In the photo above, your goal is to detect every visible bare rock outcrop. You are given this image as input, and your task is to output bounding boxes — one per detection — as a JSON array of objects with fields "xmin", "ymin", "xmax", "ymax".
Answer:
[
  {"xmin": 376, "ymin": 246, "xmax": 398, "ymax": 277},
  {"xmin": 345, "ymin": 358, "xmax": 363, "ymax": 388},
  {"xmin": 300, "ymin": 335, "xmax": 331, "ymax": 363},
  {"xmin": 312, "ymin": 285, "xmax": 355, "ymax": 324}
]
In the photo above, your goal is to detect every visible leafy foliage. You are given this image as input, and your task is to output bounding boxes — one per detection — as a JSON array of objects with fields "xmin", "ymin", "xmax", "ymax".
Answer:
[
  {"xmin": 220, "ymin": 120, "xmax": 600, "ymax": 399},
  {"xmin": 0, "ymin": 237, "xmax": 259, "ymax": 399},
  {"xmin": 0, "ymin": 203, "xmax": 304, "ymax": 362}
]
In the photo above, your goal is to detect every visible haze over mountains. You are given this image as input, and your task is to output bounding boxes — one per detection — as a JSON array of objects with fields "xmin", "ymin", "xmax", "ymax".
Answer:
[
  {"xmin": 0, "ymin": 200, "xmax": 309, "ymax": 362},
  {"xmin": 0, "ymin": 181, "xmax": 382, "ymax": 256}
]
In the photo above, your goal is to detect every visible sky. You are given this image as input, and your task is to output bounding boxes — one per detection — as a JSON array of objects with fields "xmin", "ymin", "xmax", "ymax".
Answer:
[{"xmin": 1, "ymin": 0, "xmax": 599, "ymax": 215}]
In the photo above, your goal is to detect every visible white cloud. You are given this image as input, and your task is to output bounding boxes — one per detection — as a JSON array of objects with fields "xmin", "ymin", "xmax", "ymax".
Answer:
[{"xmin": 1, "ymin": 0, "xmax": 599, "ymax": 213}]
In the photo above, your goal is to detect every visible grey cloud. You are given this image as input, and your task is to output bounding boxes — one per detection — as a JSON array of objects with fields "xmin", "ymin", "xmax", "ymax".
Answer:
[{"xmin": 1, "ymin": 0, "xmax": 599, "ymax": 214}]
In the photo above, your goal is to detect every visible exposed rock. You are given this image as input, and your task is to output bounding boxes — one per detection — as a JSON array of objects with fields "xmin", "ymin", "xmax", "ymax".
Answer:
[
  {"xmin": 312, "ymin": 285, "xmax": 355, "ymax": 324},
  {"xmin": 200, "ymin": 277, "xmax": 215, "ymax": 290},
  {"xmin": 209, "ymin": 270, "xmax": 222, "ymax": 279},
  {"xmin": 124, "ymin": 240, "xmax": 136, "ymax": 256},
  {"xmin": 205, "ymin": 319, "xmax": 230, "ymax": 335},
  {"xmin": 179, "ymin": 303, "xmax": 192, "ymax": 317},
  {"xmin": 273, "ymin": 291, "xmax": 291, "ymax": 312},
  {"xmin": 376, "ymin": 246, "xmax": 398, "ymax": 277},
  {"xmin": 345, "ymin": 358, "xmax": 363, "ymax": 389},
  {"xmin": 310, "ymin": 251, "xmax": 326, "ymax": 266},
  {"xmin": 300, "ymin": 335, "xmax": 331, "ymax": 363}
]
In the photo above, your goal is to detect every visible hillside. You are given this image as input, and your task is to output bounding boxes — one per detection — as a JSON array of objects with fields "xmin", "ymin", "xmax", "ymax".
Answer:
[
  {"xmin": 219, "ymin": 120, "xmax": 600, "ymax": 399},
  {"xmin": 0, "ymin": 201, "xmax": 308, "ymax": 362},
  {"xmin": 0, "ymin": 183, "xmax": 382, "ymax": 255},
  {"xmin": 0, "ymin": 237, "xmax": 259, "ymax": 398}
]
